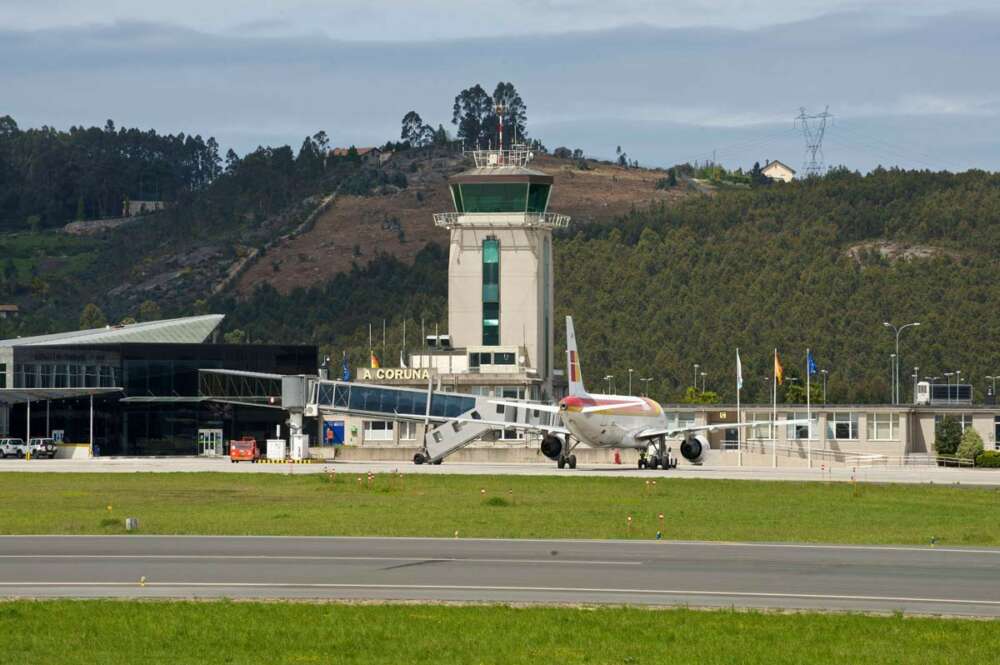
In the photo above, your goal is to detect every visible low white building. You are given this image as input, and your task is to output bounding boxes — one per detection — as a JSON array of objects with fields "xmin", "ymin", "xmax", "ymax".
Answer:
[{"xmin": 762, "ymin": 160, "xmax": 796, "ymax": 183}]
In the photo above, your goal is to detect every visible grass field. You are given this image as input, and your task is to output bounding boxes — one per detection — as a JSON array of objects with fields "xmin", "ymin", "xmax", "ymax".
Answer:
[
  {"xmin": 0, "ymin": 472, "xmax": 997, "ymax": 544},
  {"xmin": 1, "ymin": 600, "xmax": 997, "ymax": 664}
]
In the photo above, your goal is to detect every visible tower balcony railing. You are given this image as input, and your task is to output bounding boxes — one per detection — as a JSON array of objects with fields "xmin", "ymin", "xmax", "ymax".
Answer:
[{"xmin": 433, "ymin": 212, "xmax": 571, "ymax": 230}]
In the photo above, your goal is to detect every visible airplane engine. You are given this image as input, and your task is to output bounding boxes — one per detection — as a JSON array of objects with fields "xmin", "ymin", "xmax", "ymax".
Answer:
[
  {"xmin": 680, "ymin": 434, "xmax": 710, "ymax": 465},
  {"xmin": 540, "ymin": 434, "xmax": 565, "ymax": 461}
]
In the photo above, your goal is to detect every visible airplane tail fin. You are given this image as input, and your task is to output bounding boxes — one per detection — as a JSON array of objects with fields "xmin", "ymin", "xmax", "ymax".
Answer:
[{"xmin": 566, "ymin": 316, "xmax": 587, "ymax": 396}]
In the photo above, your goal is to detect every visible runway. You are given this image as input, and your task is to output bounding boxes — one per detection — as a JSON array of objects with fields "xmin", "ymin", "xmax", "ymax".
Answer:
[
  {"xmin": 3, "ymin": 457, "xmax": 999, "ymax": 485},
  {"xmin": 2, "ymin": 536, "xmax": 999, "ymax": 616}
]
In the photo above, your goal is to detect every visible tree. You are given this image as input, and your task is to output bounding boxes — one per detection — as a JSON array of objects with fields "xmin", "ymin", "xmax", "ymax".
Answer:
[
  {"xmin": 934, "ymin": 416, "xmax": 962, "ymax": 456},
  {"xmin": 681, "ymin": 386, "xmax": 721, "ymax": 404},
  {"xmin": 225, "ymin": 149, "xmax": 240, "ymax": 173},
  {"xmin": 400, "ymin": 111, "xmax": 432, "ymax": 147},
  {"xmin": 491, "ymin": 81, "xmax": 527, "ymax": 146},
  {"xmin": 957, "ymin": 427, "xmax": 984, "ymax": 461},
  {"xmin": 79, "ymin": 303, "xmax": 107, "ymax": 329},
  {"xmin": 26, "ymin": 215, "xmax": 40, "ymax": 234},
  {"xmin": 223, "ymin": 328, "xmax": 247, "ymax": 344},
  {"xmin": 452, "ymin": 84, "xmax": 494, "ymax": 148},
  {"xmin": 137, "ymin": 299, "xmax": 162, "ymax": 322},
  {"xmin": 784, "ymin": 380, "xmax": 822, "ymax": 404}
]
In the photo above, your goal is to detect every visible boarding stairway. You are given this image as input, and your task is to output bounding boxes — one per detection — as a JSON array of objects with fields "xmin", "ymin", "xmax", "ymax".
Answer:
[{"xmin": 307, "ymin": 379, "xmax": 556, "ymax": 463}]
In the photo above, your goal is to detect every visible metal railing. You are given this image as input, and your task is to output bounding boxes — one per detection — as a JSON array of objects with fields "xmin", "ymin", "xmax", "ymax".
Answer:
[
  {"xmin": 433, "ymin": 212, "xmax": 571, "ymax": 229},
  {"xmin": 733, "ymin": 441, "xmax": 976, "ymax": 467}
]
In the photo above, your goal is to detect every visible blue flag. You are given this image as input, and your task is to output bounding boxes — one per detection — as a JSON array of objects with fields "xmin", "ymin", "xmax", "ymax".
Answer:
[
  {"xmin": 807, "ymin": 350, "xmax": 818, "ymax": 376},
  {"xmin": 341, "ymin": 352, "xmax": 351, "ymax": 381}
]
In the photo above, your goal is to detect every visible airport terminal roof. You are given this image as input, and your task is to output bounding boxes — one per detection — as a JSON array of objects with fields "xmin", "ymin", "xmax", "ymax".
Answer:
[{"xmin": 0, "ymin": 314, "xmax": 224, "ymax": 347}]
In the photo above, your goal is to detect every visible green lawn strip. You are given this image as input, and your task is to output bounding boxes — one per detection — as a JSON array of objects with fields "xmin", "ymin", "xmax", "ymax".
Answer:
[
  {"xmin": 0, "ymin": 472, "xmax": 997, "ymax": 545},
  {"xmin": 1, "ymin": 600, "xmax": 997, "ymax": 665}
]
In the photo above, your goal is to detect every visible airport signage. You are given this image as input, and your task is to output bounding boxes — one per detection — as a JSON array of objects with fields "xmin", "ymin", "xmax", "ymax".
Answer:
[{"xmin": 357, "ymin": 367, "xmax": 432, "ymax": 382}]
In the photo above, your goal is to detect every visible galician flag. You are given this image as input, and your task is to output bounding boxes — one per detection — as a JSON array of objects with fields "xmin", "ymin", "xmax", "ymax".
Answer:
[
  {"xmin": 736, "ymin": 349, "xmax": 743, "ymax": 390},
  {"xmin": 774, "ymin": 351, "xmax": 784, "ymax": 385}
]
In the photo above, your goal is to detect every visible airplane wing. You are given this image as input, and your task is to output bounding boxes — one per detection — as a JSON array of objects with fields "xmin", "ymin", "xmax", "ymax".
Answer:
[
  {"xmin": 488, "ymin": 400, "xmax": 562, "ymax": 414},
  {"xmin": 453, "ymin": 417, "xmax": 571, "ymax": 436},
  {"xmin": 633, "ymin": 419, "xmax": 811, "ymax": 441}
]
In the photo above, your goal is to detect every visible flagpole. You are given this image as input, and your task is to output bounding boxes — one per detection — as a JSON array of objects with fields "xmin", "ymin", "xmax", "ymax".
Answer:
[
  {"xmin": 736, "ymin": 347, "xmax": 742, "ymax": 468},
  {"xmin": 772, "ymin": 348, "xmax": 777, "ymax": 468},
  {"xmin": 806, "ymin": 348, "xmax": 812, "ymax": 469}
]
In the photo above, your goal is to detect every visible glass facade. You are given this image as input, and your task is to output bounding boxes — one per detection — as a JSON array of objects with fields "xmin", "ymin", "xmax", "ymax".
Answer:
[
  {"xmin": 316, "ymin": 381, "xmax": 475, "ymax": 419},
  {"xmin": 527, "ymin": 184, "xmax": 550, "ymax": 213},
  {"xmin": 483, "ymin": 238, "xmax": 500, "ymax": 345},
  {"xmin": 459, "ymin": 183, "xmax": 529, "ymax": 213},
  {"xmin": 7, "ymin": 342, "xmax": 316, "ymax": 456}
]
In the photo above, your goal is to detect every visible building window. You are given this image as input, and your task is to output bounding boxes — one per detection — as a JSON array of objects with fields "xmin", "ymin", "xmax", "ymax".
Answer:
[
  {"xmin": 827, "ymin": 412, "xmax": 859, "ymax": 440},
  {"xmin": 496, "ymin": 386, "xmax": 524, "ymax": 399},
  {"xmin": 994, "ymin": 416, "xmax": 1000, "ymax": 450},
  {"xmin": 493, "ymin": 352, "xmax": 515, "ymax": 365},
  {"xmin": 0, "ymin": 363, "xmax": 5, "ymax": 388},
  {"xmin": 785, "ymin": 412, "xmax": 818, "ymax": 440},
  {"xmin": 867, "ymin": 413, "xmax": 900, "ymax": 441},
  {"xmin": 459, "ymin": 183, "xmax": 529, "ymax": 213},
  {"xmin": 363, "ymin": 421, "xmax": 394, "ymax": 442},
  {"xmin": 527, "ymin": 183, "xmax": 551, "ymax": 213},
  {"xmin": 469, "ymin": 353, "xmax": 480, "ymax": 369},
  {"xmin": 934, "ymin": 414, "xmax": 973, "ymax": 432},
  {"xmin": 749, "ymin": 413, "xmax": 773, "ymax": 440},
  {"xmin": 482, "ymin": 238, "xmax": 500, "ymax": 345},
  {"xmin": 494, "ymin": 428, "xmax": 522, "ymax": 441},
  {"xmin": 665, "ymin": 412, "xmax": 697, "ymax": 432},
  {"xmin": 399, "ymin": 421, "xmax": 418, "ymax": 441}
]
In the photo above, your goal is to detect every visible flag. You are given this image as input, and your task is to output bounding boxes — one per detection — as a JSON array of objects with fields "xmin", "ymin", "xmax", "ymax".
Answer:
[
  {"xmin": 400, "ymin": 349, "xmax": 408, "ymax": 369},
  {"xmin": 736, "ymin": 349, "xmax": 743, "ymax": 390},
  {"xmin": 341, "ymin": 352, "xmax": 351, "ymax": 382},
  {"xmin": 774, "ymin": 351, "xmax": 784, "ymax": 385},
  {"xmin": 370, "ymin": 351, "xmax": 380, "ymax": 369},
  {"xmin": 807, "ymin": 350, "xmax": 818, "ymax": 376}
]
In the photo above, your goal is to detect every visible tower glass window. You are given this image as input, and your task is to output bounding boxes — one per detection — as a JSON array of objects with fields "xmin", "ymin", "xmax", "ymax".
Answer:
[
  {"xmin": 460, "ymin": 184, "xmax": 528, "ymax": 213},
  {"xmin": 527, "ymin": 184, "xmax": 550, "ymax": 213},
  {"xmin": 482, "ymin": 238, "xmax": 500, "ymax": 345}
]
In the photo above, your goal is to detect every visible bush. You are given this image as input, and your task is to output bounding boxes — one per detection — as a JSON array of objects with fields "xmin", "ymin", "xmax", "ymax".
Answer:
[
  {"xmin": 934, "ymin": 416, "xmax": 962, "ymax": 456},
  {"xmin": 975, "ymin": 450, "xmax": 1000, "ymax": 468},
  {"xmin": 957, "ymin": 427, "xmax": 985, "ymax": 461}
]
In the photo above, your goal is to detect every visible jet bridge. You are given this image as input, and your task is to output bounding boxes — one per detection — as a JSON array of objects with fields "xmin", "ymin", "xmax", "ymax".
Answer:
[{"xmin": 306, "ymin": 379, "xmax": 557, "ymax": 463}]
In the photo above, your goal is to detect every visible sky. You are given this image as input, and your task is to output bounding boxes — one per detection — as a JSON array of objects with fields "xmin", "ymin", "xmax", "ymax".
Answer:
[{"xmin": 3, "ymin": 1, "xmax": 999, "ymax": 172}]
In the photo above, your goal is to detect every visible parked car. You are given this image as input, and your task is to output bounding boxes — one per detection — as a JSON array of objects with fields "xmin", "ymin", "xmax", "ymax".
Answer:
[
  {"xmin": 0, "ymin": 438, "xmax": 27, "ymax": 458},
  {"xmin": 27, "ymin": 437, "xmax": 57, "ymax": 459}
]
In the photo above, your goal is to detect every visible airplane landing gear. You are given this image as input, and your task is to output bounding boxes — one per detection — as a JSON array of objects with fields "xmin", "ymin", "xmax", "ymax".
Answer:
[
  {"xmin": 639, "ymin": 439, "xmax": 678, "ymax": 470},
  {"xmin": 557, "ymin": 454, "xmax": 577, "ymax": 469}
]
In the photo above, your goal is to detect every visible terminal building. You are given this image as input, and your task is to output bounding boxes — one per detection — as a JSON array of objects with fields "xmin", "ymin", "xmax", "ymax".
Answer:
[{"xmin": 0, "ymin": 315, "xmax": 316, "ymax": 456}]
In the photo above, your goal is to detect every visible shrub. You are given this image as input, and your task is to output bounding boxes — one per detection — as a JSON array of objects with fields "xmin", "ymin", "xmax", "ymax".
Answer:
[
  {"xmin": 957, "ymin": 427, "xmax": 985, "ymax": 461},
  {"xmin": 975, "ymin": 450, "xmax": 1000, "ymax": 468},
  {"xmin": 934, "ymin": 416, "xmax": 962, "ymax": 456}
]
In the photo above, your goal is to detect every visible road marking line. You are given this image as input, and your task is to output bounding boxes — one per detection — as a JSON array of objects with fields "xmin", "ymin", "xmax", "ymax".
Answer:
[
  {"xmin": 0, "ymin": 555, "xmax": 639, "ymax": 566},
  {"xmin": 3, "ymin": 535, "xmax": 994, "ymax": 556},
  {"xmin": 0, "ymin": 582, "xmax": 997, "ymax": 607}
]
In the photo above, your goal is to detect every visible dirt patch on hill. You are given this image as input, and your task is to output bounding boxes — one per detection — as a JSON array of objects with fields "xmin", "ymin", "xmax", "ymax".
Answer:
[
  {"xmin": 845, "ymin": 240, "xmax": 960, "ymax": 263},
  {"xmin": 234, "ymin": 154, "xmax": 687, "ymax": 296}
]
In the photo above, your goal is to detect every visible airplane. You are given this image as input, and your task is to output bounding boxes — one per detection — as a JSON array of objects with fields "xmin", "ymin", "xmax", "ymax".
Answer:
[{"xmin": 455, "ymin": 316, "xmax": 805, "ymax": 470}]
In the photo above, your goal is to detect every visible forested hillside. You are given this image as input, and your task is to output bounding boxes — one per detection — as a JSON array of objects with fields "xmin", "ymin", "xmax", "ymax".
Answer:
[{"xmin": 224, "ymin": 167, "xmax": 1000, "ymax": 405}]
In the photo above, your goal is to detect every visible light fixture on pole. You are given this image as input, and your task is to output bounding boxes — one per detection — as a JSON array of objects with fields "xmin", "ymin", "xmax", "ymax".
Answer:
[
  {"xmin": 820, "ymin": 369, "xmax": 829, "ymax": 404},
  {"xmin": 628, "ymin": 368, "xmax": 634, "ymax": 395},
  {"xmin": 693, "ymin": 363, "xmax": 699, "ymax": 390},
  {"xmin": 603, "ymin": 374, "xmax": 613, "ymax": 394},
  {"xmin": 943, "ymin": 372, "xmax": 954, "ymax": 403},
  {"xmin": 700, "ymin": 371, "xmax": 707, "ymax": 393},
  {"xmin": 986, "ymin": 375, "xmax": 998, "ymax": 397},
  {"xmin": 883, "ymin": 321, "xmax": 921, "ymax": 404},
  {"xmin": 640, "ymin": 377, "xmax": 653, "ymax": 396}
]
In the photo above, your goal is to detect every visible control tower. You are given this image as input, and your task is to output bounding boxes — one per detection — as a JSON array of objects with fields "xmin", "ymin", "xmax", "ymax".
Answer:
[{"xmin": 434, "ymin": 135, "xmax": 570, "ymax": 400}]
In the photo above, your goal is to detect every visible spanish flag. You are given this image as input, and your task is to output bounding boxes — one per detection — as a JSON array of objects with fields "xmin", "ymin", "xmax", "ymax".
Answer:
[
  {"xmin": 774, "ymin": 350, "xmax": 784, "ymax": 385},
  {"xmin": 370, "ymin": 351, "xmax": 380, "ymax": 369}
]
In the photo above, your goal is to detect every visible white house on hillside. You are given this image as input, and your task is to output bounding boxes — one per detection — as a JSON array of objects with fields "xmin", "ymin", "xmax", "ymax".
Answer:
[{"xmin": 762, "ymin": 160, "xmax": 796, "ymax": 183}]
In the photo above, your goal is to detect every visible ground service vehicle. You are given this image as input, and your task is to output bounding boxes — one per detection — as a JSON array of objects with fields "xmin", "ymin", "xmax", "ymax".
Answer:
[
  {"xmin": 229, "ymin": 437, "xmax": 260, "ymax": 463},
  {"xmin": 0, "ymin": 438, "xmax": 27, "ymax": 458},
  {"xmin": 27, "ymin": 438, "xmax": 57, "ymax": 459}
]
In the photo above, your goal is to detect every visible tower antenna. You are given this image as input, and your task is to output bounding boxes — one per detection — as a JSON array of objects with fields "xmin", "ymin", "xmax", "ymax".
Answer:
[{"xmin": 795, "ymin": 106, "xmax": 832, "ymax": 177}]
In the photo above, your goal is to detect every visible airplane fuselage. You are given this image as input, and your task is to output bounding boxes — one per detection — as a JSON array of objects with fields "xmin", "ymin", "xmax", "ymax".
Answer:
[{"xmin": 558, "ymin": 394, "xmax": 667, "ymax": 450}]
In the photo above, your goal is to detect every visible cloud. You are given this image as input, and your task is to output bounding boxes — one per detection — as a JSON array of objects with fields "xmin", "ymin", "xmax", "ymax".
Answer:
[{"xmin": 2, "ymin": 9, "xmax": 999, "ymax": 171}]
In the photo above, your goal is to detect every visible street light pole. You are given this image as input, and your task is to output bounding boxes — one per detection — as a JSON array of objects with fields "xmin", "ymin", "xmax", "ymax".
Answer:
[
  {"xmin": 890, "ymin": 353, "xmax": 896, "ymax": 404},
  {"xmin": 700, "ymin": 372, "xmax": 707, "ymax": 393},
  {"xmin": 944, "ymin": 372, "xmax": 954, "ymax": 404},
  {"xmin": 693, "ymin": 364, "xmax": 699, "ymax": 390},
  {"xmin": 640, "ymin": 377, "xmax": 653, "ymax": 397},
  {"xmin": 820, "ymin": 369, "xmax": 828, "ymax": 404},
  {"xmin": 628, "ymin": 368, "xmax": 634, "ymax": 395},
  {"xmin": 883, "ymin": 321, "xmax": 921, "ymax": 404},
  {"xmin": 604, "ymin": 374, "xmax": 613, "ymax": 394},
  {"xmin": 911, "ymin": 366, "xmax": 919, "ymax": 405}
]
